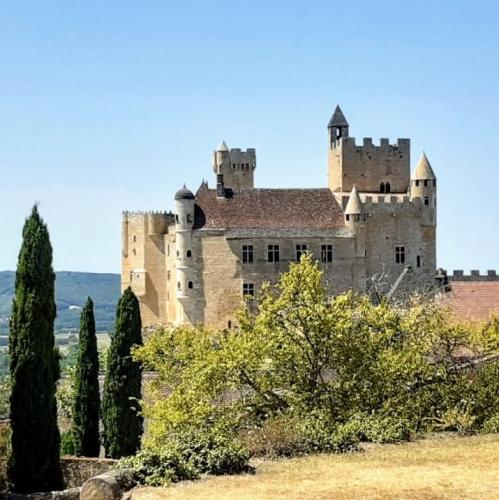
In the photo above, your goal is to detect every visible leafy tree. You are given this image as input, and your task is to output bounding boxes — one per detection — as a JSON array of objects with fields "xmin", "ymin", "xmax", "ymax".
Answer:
[
  {"xmin": 72, "ymin": 297, "xmax": 100, "ymax": 456},
  {"xmin": 134, "ymin": 254, "xmax": 499, "ymax": 462},
  {"xmin": 8, "ymin": 205, "xmax": 62, "ymax": 492},
  {"xmin": 102, "ymin": 287, "xmax": 143, "ymax": 458}
]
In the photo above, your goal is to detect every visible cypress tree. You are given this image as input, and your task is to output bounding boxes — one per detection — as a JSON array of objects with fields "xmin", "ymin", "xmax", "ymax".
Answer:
[
  {"xmin": 8, "ymin": 205, "xmax": 62, "ymax": 492},
  {"xmin": 72, "ymin": 297, "xmax": 100, "ymax": 457},
  {"xmin": 102, "ymin": 287, "xmax": 143, "ymax": 458}
]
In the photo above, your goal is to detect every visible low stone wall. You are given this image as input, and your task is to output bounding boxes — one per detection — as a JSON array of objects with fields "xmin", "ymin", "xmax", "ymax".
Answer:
[{"xmin": 61, "ymin": 456, "xmax": 117, "ymax": 489}]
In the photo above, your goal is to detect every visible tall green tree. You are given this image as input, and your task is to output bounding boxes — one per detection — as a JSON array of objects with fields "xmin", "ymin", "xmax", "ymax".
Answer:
[
  {"xmin": 8, "ymin": 205, "xmax": 62, "ymax": 492},
  {"xmin": 72, "ymin": 297, "xmax": 100, "ymax": 457},
  {"xmin": 102, "ymin": 287, "xmax": 143, "ymax": 458}
]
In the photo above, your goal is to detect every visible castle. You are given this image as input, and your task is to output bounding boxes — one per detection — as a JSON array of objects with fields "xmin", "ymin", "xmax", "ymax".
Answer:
[{"xmin": 121, "ymin": 106, "xmax": 437, "ymax": 329}]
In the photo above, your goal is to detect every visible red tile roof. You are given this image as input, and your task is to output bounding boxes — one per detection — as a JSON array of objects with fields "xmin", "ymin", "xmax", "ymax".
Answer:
[
  {"xmin": 444, "ymin": 281, "xmax": 499, "ymax": 322},
  {"xmin": 194, "ymin": 184, "xmax": 345, "ymax": 230}
]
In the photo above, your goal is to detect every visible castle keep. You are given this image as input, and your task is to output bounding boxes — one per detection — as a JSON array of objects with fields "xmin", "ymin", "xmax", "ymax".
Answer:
[{"xmin": 122, "ymin": 106, "xmax": 437, "ymax": 329}]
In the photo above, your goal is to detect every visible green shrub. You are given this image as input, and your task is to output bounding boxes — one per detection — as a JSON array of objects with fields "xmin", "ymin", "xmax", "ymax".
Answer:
[
  {"xmin": 119, "ymin": 428, "xmax": 249, "ymax": 486},
  {"xmin": 118, "ymin": 449, "xmax": 198, "ymax": 486},
  {"xmin": 161, "ymin": 427, "xmax": 250, "ymax": 476},
  {"xmin": 60, "ymin": 430, "xmax": 76, "ymax": 456},
  {"xmin": 0, "ymin": 424, "xmax": 11, "ymax": 493},
  {"xmin": 349, "ymin": 414, "xmax": 413, "ymax": 443},
  {"xmin": 482, "ymin": 414, "xmax": 499, "ymax": 434},
  {"xmin": 434, "ymin": 405, "xmax": 477, "ymax": 436}
]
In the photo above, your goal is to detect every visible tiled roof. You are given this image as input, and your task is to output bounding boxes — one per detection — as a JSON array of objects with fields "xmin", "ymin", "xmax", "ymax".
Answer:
[
  {"xmin": 444, "ymin": 281, "xmax": 499, "ymax": 321},
  {"xmin": 194, "ymin": 184, "xmax": 345, "ymax": 230}
]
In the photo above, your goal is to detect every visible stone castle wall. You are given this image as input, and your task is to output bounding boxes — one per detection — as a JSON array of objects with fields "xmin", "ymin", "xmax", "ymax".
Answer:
[{"xmin": 329, "ymin": 137, "xmax": 410, "ymax": 193}]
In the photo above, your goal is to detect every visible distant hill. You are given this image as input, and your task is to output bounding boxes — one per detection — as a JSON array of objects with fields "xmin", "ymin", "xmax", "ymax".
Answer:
[{"xmin": 0, "ymin": 271, "xmax": 121, "ymax": 335}]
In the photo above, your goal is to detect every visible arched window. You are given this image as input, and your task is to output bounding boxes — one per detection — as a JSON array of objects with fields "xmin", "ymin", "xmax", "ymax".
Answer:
[
  {"xmin": 186, "ymin": 250, "xmax": 192, "ymax": 258},
  {"xmin": 380, "ymin": 182, "xmax": 385, "ymax": 193},
  {"xmin": 386, "ymin": 182, "xmax": 391, "ymax": 193},
  {"xmin": 188, "ymin": 281, "xmax": 193, "ymax": 289}
]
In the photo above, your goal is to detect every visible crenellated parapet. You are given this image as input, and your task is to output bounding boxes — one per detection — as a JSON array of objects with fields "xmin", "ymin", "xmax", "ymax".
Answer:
[
  {"xmin": 446, "ymin": 270, "xmax": 499, "ymax": 281},
  {"xmin": 329, "ymin": 130, "xmax": 411, "ymax": 194}
]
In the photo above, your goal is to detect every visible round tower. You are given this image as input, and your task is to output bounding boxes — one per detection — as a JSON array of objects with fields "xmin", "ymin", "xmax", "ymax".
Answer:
[
  {"xmin": 411, "ymin": 152, "xmax": 436, "ymax": 201},
  {"xmin": 344, "ymin": 185, "xmax": 366, "ymax": 257},
  {"xmin": 174, "ymin": 185, "xmax": 195, "ymax": 314},
  {"xmin": 411, "ymin": 152, "xmax": 437, "ymax": 225},
  {"xmin": 213, "ymin": 140, "xmax": 231, "ymax": 174}
]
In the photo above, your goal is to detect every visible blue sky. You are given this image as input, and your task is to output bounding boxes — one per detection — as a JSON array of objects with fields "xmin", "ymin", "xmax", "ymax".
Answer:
[{"xmin": 1, "ymin": 0, "xmax": 498, "ymax": 273}]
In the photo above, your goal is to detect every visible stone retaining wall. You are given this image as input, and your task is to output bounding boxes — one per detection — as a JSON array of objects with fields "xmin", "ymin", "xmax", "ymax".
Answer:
[{"xmin": 61, "ymin": 457, "xmax": 117, "ymax": 489}]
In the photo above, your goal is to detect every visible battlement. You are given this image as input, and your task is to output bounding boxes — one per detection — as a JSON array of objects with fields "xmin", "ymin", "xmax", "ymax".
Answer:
[
  {"xmin": 122, "ymin": 210, "xmax": 173, "ymax": 217},
  {"xmin": 332, "ymin": 137, "xmax": 410, "ymax": 150},
  {"xmin": 445, "ymin": 270, "xmax": 499, "ymax": 282},
  {"xmin": 228, "ymin": 148, "xmax": 256, "ymax": 170},
  {"xmin": 340, "ymin": 194, "xmax": 430, "ymax": 208}
]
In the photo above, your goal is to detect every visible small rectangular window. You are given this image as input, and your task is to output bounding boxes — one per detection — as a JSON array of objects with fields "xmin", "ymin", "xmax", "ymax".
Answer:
[
  {"xmin": 296, "ymin": 244, "xmax": 308, "ymax": 262},
  {"xmin": 321, "ymin": 244, "xmax": 333, "ymax": 263},
  {"xmin": 424, "ymin": 196, "xmax": 429, "ymax": 206},
  {"xmin": 167, "ymin": 270, "xmax": 171, "ymax": 281},
  {"xmin": 416, "ymin": 255, "xmax": 421, "ymax": 268},
  {"xmin": 395, "ymin": 245, "xmax": 405, "ymax": 264},
  {"xmin": 242, "ymin": 282, "xmax": 255, "ymax": 297},
  {"xmin": 242, "ymin": 245, "xmax": 254, "ymax": 263},
  {"xmin": 267, "ymin": 244, "xmax": 280, "ymax": 262}
]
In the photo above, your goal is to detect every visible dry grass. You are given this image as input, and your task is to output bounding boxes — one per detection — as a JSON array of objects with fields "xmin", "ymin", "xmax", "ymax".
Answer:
[{"xmin": 130, "ymin": 434, "xmax": 499, "ymax": 500}]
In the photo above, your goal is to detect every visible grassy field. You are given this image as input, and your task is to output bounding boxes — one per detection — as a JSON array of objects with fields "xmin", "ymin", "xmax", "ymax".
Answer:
[{"xmin": 131, "ymin": 434, "xmax": 499, "ymax": 500}]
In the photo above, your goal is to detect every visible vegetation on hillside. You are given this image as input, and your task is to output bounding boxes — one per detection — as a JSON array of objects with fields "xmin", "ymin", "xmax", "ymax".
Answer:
[
  {"xmin": 123, "ymin": 254, "xmax": 499, "ymax": 486},
  {"xmin": 8, "ymin": 206, "xmax": 62, "ymax": 493},
  {"xmin": 0, "ymin": 270, "xmax": 120, "ymax": 334}
]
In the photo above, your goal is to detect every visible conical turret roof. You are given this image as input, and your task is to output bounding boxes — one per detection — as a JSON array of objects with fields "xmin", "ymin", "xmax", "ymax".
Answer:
[
  {"xmin": 412, "ymin": 152, "xmax": 436, "ymax": 180},
  {"xmin": 328, "ymin": 105, "xmax": 349, "ymax": 128},
  {"xmin": 345, "ymin": 185, "xmax": 363, "ymax": 215},
  {"xmin": 217, "ymin": 140, "xmax": 229, "ymax": 152}
]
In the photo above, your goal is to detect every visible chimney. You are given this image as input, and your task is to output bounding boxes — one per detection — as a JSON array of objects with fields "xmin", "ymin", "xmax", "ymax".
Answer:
[{"xmin": 216, "ymin": 173, "xmax": 225, "ymax": 198}]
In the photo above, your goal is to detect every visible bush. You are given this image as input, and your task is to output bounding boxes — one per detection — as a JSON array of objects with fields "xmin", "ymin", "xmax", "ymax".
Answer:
[
  {"xmin": 348, "ymin": 414, "xmax": 413, "ymax": 443},
  {"xmin": 119, "ymin": 428, "xmax": 249, "ymax": 486},
  {"xmin": 60, "ymin": 430, "xmax": 76, "ymax": 456},
  {"xmin": 0, "ymin": 424, "xmax": 11, "ymax": 493},
  {"xmin": 118, "ymin": 449, "xmax": 198, "ymax": 486},
  {"xmin": 482, "ymin": 414, "xmax": 499, "ymax": 434},
  {"xmin": 242, "ymin": 414, "xmax": 359, "ymax": 458}
]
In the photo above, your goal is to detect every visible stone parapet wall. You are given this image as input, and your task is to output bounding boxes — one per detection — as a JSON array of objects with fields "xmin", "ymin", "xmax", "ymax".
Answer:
[{"xmin": 446, "ymin": 270, "xmax": 498, "ymax": 281}]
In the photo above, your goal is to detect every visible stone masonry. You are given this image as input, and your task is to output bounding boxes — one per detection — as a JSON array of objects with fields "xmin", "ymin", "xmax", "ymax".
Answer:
[{"xmin": 121, "ymin": 106, "xmax": 437, "ymax": 329}]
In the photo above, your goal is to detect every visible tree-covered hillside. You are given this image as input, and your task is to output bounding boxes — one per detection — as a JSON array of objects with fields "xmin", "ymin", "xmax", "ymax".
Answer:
[{"xmin": 0, "ymin": 271, "xmax": 120, "ymax": 335}]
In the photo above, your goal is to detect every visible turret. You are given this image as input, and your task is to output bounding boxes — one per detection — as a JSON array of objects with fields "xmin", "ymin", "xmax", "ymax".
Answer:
[
  {"xmin": 212, "ymin": 141, "xmax": 256, "ymax": 190},
  {"xmin": 174, "ymin": 185, "xmax": 195, "ymax": 309},
  {"xmin": 344, "ymin": 185, "xmax": 366, "ymax": 257},
  {"xmin": 411, "ymin": 152, "xmax": 436, "ymax": 211},
  {"xmin": 328, "ymin": 105, "xmax": 349, "ymax": 147},
  {"xmin": 411, "ymin": 152, "xmax": 436, "ymax": 228},
  {"xmin": 344, "ymin": 185, "xmax": 365, "ymax": 224}
]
